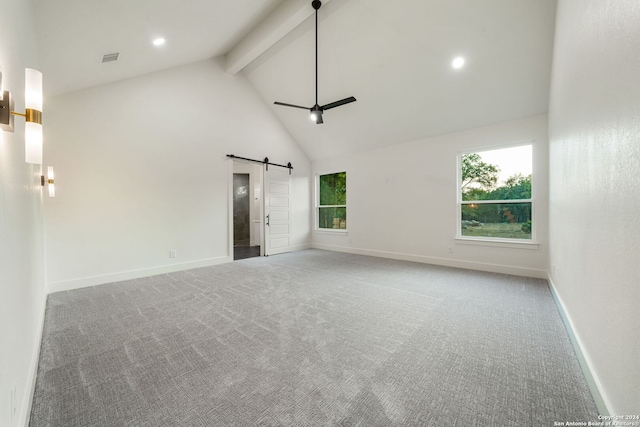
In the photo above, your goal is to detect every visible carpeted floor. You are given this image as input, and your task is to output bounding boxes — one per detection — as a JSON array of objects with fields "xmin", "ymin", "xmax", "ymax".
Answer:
[{"xmin": 30, "ymin": 249, "xmax": 598, "ymax": 426}]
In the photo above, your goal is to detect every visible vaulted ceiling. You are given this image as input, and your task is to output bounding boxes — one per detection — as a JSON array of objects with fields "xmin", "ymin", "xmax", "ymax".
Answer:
[{"xmin": 33, "ymin": 0, "xmax": 557, "ymax": 160}]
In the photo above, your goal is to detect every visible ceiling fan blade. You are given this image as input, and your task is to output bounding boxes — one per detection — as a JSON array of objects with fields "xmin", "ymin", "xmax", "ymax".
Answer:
[
  {"xmin": 274, "ymin": 1, "xmax": 355, "ymax": 124},
  {"xmin": 321, "ymin": 96, "xmax": 357, "ymax": 110},
  {"xmin": 274, "ymin": 101, "xmax": 311, "ymax": 110}
]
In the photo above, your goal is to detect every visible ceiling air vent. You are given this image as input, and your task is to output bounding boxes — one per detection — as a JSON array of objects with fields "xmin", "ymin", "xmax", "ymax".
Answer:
[{"xmin": 101, "ymin": 52, "xmax": 119, "ymax": 63}]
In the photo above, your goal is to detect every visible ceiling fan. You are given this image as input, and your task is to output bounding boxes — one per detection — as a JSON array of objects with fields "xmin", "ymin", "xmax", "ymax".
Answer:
[{"xmin": 274, "ymin": 0, "xmax": 356, "ymax": 124}]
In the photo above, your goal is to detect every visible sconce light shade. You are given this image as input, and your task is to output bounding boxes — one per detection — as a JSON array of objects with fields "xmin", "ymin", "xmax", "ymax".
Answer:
[
  {"xmin": 25, "ymin": 69, "xmax": 43, "ymax": 111},
  {"xmin": 25, "ymin": 122, "xmax": 43, "ymax": 164},
  {"xmin": 24, "ymin": 68, "xmax": 43, "ymax": 164}
]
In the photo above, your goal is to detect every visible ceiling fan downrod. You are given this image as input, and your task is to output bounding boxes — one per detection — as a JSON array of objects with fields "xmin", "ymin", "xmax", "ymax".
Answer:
[{"xmin": 273, "ymin": 0, "xmax": 357, "ymax": 125}]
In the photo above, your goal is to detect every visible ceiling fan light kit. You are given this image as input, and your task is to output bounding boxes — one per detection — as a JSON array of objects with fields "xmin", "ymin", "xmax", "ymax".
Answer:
[{"xmin": 274, "ymin": 0, "xmax": 356, "ymax": 124}]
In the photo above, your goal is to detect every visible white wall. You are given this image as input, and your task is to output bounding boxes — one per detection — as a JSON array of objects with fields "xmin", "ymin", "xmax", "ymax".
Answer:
[
  {"xmin": 45, "ymin": 58, "xmax": 311, "ymax": 292},
  {"xmin": 312, "ymin": 115, "xmax": 549, "ymax": 278},
  {"xmin": 0, "ymin": 1, "xmax": 46, "ymax": 426},
  {"xmin": 548, "ymin": 0, "xmax": 640, "ymax": 414}
]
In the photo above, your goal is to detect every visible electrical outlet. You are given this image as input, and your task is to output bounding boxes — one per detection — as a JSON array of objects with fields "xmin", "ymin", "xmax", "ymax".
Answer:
[
  {"xmin": 170, "ymin": 250, "xmax": 177, "ymax": 258},
  {"xmin": 448, "ymin": 247, "xmax": 453, "ymax": 254},
  {"xmin": 552, "ymin": 264, "xmax": 556, "ymax": 275}
]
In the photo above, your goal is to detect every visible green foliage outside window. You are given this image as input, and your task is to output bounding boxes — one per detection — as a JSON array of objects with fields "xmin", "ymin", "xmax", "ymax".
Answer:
[
  {"xmin": 319, "ymin": 172, "xmax": 346, "ymax": 229},
  {"xmin": 461, "ymin": 153, "xmax": 499, "ymax": 194},
  {"xmin": 460, "ymin": 148, "xmax": 533, "ymax": 240}
]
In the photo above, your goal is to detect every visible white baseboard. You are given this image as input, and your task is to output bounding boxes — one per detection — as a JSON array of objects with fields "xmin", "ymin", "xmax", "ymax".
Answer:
[
  {"xmin": 21, "ymin": 290, "xmax": 47, "ymax": 427},
  {"xmin": 311, "ymin": 244, "xmax": 547, "ymax": 279},
  {"xmin": 287, "ymin": 243, "xmax": 312, "ymax": 253},
  {"xmin": 546, "ymin": 274, "xmax": 611, "ymax": 416},
  {"xmin": 47, "ymin": 244, "xmax": 313, "ymax": 293},
  {"xmin": 47, "ymin": 256, "xmax": 232, "ymax": 293}
]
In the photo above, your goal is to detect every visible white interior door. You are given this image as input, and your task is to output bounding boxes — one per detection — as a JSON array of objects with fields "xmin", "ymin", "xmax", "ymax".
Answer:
[{"xmin": 264, "ymin": 167, "xmax": 292, "ymax": 256}]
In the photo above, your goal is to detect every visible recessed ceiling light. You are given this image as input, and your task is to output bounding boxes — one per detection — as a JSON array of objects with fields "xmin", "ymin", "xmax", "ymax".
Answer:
[
  {"xmin": 153, "ymin": 38, "xmax": 166, "ymax": 47},
  {"xmin": 452, "ymin": 56, "xmax": 465, "ymax": 69}
]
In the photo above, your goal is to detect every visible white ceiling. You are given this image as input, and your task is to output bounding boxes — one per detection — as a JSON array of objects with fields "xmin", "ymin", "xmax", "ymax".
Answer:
[
  {"xmin": 32, "ymin": 0, "xmax": 284, "ymax": 95},
  {"xmin": 32, "ymin": 0, "xmax": 557, "ymax": 161}
]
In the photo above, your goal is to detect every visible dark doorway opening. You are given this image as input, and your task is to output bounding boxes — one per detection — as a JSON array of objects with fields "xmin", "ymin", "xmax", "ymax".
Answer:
[
  {"xmin": 233, "ymin": 173, "xmax": 260, "ymax": 260},
  {"xmin": 234, "ymin": 245, "xmax": 261, "ymax": 260}
]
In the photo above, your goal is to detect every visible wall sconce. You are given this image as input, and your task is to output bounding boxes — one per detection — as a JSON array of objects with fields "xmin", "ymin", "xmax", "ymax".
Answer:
[
  {"xmin": 0, "ymin": 68, "xmax": 43, "ymax": 164},
  {"xmin": 41, "ymin": 166, "xmax": 55, "ymax": 197}
]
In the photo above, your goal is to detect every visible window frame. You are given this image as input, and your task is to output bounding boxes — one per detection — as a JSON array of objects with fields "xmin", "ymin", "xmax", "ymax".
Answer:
[
  {"xmin": 456, "ymin": 141, "xmax": 537, "ymax": 245},
  {"xmin": 315, "ymin": 171, "xmax": 348, "ymax": 233}
]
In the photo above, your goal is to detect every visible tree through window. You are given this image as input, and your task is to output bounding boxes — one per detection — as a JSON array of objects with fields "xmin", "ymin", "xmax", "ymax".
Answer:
[
  {"xmin": 459, "ymin": 145, "xmax": 533, "ymax": 240},
  {"xmin": 318, "ymin": 172, "xmax": 346, "ymax": 230}
]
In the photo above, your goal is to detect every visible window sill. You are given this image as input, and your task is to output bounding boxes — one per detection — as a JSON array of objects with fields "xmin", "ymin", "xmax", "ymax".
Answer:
[
  {"xmin": 314, "ymin": 229, "xmax": 348, "ymax": 235},
  {"xmin": 455, "ymin": 237, "xmax": 539, "ymax": 250}
]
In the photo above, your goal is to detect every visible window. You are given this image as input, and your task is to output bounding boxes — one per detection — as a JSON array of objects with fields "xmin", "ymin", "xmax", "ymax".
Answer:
[
  {"xmin": 458, "ymin": 144, "xmax": 533, "ymax": 241},
  {"xmin": 317, "ymin": 172, "xmax": 347, "ymax": 230}
]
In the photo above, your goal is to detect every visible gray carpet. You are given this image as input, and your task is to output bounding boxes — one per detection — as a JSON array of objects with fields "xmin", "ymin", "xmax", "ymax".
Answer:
[{"xmin": 30, "ymin": 249, "xmax": 598, "ymax": 426}]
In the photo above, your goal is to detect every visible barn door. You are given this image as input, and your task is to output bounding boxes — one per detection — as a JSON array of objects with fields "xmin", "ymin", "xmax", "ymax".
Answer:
[{"xmin": 264, "ymin": 167, "xmax": 292, "ymax": 256}]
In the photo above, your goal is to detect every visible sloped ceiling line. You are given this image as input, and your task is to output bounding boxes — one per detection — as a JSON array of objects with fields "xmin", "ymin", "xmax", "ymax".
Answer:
[{"xmin": 225, "ymin": 0, "xmax": 333, "ymax": 75}]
